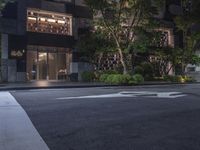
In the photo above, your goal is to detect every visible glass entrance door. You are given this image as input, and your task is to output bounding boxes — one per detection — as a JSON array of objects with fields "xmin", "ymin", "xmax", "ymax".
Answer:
[
  {"xmin": 48, "ymin": 53, "xmax": 57, "ymax": 80},
  {"xmin": 27, "ymin": 46, "xmax": 72, "ymax": 81},
  {"xmin": 38, "ymin": 52, "xmax": 57, "ymax": 80},
  {"xmin": 38, "ymin": 52, "xmax": 48, "ymax": 80}
]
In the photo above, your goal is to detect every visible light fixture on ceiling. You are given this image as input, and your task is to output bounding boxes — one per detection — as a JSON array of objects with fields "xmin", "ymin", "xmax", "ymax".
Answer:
[
  {"xmin": 58, "ymin": 20, "xmax": 65, "ymax": 24},
  {"xmin": 40, "ymin": 18, "xmax": 46, "ymax": 22},
  {"xmin": 28, "ymin": 17, "xmax": 36, "ymax": 21},
  {"xmin": 47, "ymin": 19, "xmax": 56, "ymax": 23}
]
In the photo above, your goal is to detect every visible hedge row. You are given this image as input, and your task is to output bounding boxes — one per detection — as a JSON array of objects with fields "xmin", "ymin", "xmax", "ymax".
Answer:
[
  {"xmin": 81, "ymin": 71, "xmax": 195, "ymax": 84},
  {"xmin": 99, "ymin": 73, "xmax": 144, "ymax": 85}
]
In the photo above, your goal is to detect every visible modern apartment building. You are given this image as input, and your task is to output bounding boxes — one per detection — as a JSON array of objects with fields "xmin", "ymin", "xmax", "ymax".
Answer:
[
  {"xmin": 1, "ymin": 0, "xmax": 199, "ymax": 82},
  {"xmin": 0, "ymin": 0, "xmax": 91, "ymax": 82}
]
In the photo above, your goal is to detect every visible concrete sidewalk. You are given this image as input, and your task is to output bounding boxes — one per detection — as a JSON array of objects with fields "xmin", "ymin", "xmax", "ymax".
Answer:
[
  {"xmin": 0, "ymin": 80, "xmax": 198, "ymax": 91},
  {"xmin": 0, "ymin": 92, "xmax": 49, "ymax": 150}
]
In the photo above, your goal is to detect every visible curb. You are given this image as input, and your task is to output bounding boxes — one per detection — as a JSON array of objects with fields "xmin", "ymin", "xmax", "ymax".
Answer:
[
  {"xmin": 0, "ymin": 84, "xmax": 117, "ymax": 91},
  {"xmin": 0, "ymin": 82, "xmax": 199, "ymax": 91}
]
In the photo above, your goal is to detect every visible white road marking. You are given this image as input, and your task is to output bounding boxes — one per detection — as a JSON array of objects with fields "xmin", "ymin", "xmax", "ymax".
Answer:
[
  {"xmin": 120, "ymin": 91, "xmax": 187, "ymax": 98},
  {"xmin": 56, "ymin": 91, "xmax": 186, "ymax": 100},
  {"xmin": 0, "ymin": 92, "xmax": 49, "ymax": 150}
]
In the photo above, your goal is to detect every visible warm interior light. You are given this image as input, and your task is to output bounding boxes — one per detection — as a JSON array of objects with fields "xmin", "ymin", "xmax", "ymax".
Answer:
[
  {"xmin": 58, "ymin": 20, "xmax": 65, "ymax": 24},
  {"xmin": 40, "ymin": 18, "xmax": 46, "ymax": 22},
  {"xmin": 39, "ymin": 53, "xmax": 47, "ymax": 57},
  {"xmin": 27, "ymin": 9, "xmax": 72, "ymax": 35},
  {"xmin": 47, "ymin": 19, "xmax": 56, "ymax": 23},
  {"xmin": 28, "ymin": 17, "xmax": 36, "ymax": 21}
]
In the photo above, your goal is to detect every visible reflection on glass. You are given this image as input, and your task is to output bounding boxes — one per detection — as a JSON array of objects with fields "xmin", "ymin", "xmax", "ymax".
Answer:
[
  {"xmin": 27, "ymin": 51, "xmax": 37, "ymax": 80},
  {"xmin": 38, "ymin": 52, "xmax": 47, "ymax": 80},
  {"xmin": 48, "ymin": 53, "xmax": 57, "ymax": 80},
  {"xmin": 57, "ymin": 53, "xmax": 67, "ymax": 80}
]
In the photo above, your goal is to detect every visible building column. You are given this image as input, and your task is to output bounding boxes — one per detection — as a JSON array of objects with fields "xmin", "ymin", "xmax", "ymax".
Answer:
[
  {"xmin": 1, "ymin": 34, "xmax": 9, "ymax": 82},
  {"xmin": 70, "ymin": 51, "xmax": 79, "ymax": 81},
  {"xmin": 1, "ymin": 34, "xmax": 17, "ymax": 82},
  {"xmin": 70, "ymin": 50, "xmax": 94, "ymax": 81}
]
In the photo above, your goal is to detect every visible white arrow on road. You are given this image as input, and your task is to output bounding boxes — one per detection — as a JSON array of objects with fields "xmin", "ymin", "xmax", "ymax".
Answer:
[{"xmin": 57, "ymin": 91, "xmax": 186, "ymax": 100}]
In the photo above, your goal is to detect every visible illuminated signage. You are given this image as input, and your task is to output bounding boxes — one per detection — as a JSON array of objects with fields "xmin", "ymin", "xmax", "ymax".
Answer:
[{"xmin": 11, "ymin": 49, "xmax": 25, "ymax": 58}]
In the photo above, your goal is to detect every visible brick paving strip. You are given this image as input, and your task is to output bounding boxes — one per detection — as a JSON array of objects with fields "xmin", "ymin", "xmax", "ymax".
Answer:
[{"xmin": 0, "ymin": 92, "xmax": 49, "ymax": 150}]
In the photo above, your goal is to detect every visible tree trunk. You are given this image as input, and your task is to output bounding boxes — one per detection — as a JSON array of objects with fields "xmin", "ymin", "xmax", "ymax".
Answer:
[
  {"xmin": 181, "ymin": 31, "xmax": 187, "ymax": 75},
  {"xmin": 102, "ymin": 21, "xmax": 128, "ymax": 74},
  {"xmin": 97, "ymin": 53, "xmax": 103, "ymax": 70},
  {"xmin": 181, "ymin": 63, "xmax": 186, "ymax": 75},
  {"xmin": 131, "ymin": 53, "xmax": 136, "ymax": 72},
  {"xmin": 118, "ymin": 47, "xmax": 127, "ymax": 74}
]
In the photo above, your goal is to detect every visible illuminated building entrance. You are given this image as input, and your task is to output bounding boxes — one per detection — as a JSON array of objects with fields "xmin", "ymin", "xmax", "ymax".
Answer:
[
  {"xmin": 27, "ymin": 46, "xmax": 72, "ymax": 80},
  {"xmin": 0, "ymin": 0, "xmax": 91, "ymax": 82}
]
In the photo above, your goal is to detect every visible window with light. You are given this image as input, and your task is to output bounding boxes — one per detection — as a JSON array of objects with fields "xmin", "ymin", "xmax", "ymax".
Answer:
[{"xmin": 27, "ymin": 8, "xmax": 72, "ymax": 36}]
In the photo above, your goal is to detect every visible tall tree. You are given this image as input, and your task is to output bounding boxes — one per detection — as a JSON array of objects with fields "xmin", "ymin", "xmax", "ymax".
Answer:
[
  {"xmin": 84, "ymin": 0, "xmax": 163, "ymax": 74},
  {"xmin": 174, "ymin": 0, "xmax": 200, "ymax": 74},
  {"xmin": 76, "ymin": 31, "xmax": 115, "ymax": 70}
]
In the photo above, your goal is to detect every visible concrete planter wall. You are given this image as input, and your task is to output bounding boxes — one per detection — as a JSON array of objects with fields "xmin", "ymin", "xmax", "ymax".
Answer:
[{"xmin": 78, "ymin": 62, "xmax": 94, "ymax": 81}]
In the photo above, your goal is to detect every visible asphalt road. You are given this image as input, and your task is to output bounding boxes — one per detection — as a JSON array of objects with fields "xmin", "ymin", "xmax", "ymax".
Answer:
[{"xmin": 11, "ymin": 84, "xmax": 200, "ymax": 150}]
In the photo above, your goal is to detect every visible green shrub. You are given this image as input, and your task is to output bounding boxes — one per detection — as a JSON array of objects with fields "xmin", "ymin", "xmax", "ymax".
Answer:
[
  {"xmin": 141, "ymin": 62, "xmax": 154, "ymax": 80},
  {"xmin": 100, "ymin": 73, "xmax": 144, "ymax": 85},
  {"xmin": 109, "ymin": 74, "xmax": 123, "ymax": 84},
  {"xmin": 163, "ymin": 75, "xmax": 179, "ymax": 82},
  {"xmin": 123, "ymin": 74, "xmax": 132, "ymax": 82},
  {"xmin": 96, "ymin": 70, "xmax": 119, "ymax": 81},
  {"xmin": 132, "ymin": 74, "xmax": 144, "ymax": 84},
  {"xmin": 134, "ymin": 66, "xmax": 144, "ymax": 75},
  {"xmin": 163, "ymin": 75, "xmax": 171, "ymax": 81},
  {"xmin": 99, "ymin": 74, "xmax": 109, "ymax": 82},
  {"xmin": 103, "ymin": 70, "xmax": 119, "ymax": 74},
  {"xmin": 175, "ymin": 75, "xmax": 183, "ymax": 82},
  {"xmin": 105, "ymin": 74, "xmax": 115, "ymax": 84},
  {"xmin": 102, "ymin": 74, "xmax": 132, "ymax": 85},
  {"xmin": 81, "ymin": 71, "xmax": 95, "ymax": 82},
  {"xmin": 182, "ymin": 75, "xmax": 196, "ymax": 83},
  {"xmin": 163, "ymin": 75, "xmax": 196, "ymax": 83},
  {"xmin": 94, "ymin": 71, "xmax": 104, "ymax": 81},
  {"xmin": 117, "ymin": 74, "xmax": 132, "ymax": 85}
]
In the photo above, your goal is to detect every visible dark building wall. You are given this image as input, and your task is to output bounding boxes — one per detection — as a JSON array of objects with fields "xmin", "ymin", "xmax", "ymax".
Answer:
[
  {"xmin": 1, "ymin": 0, "xmax": 91, "ymax": 50},
  {"xmin": 27, "ymin": 32, "xmax": 75, "ymax": 48},
  {"xmin": 159, "ymin": 0, "xmax": 183, "ymax": 48},
  {"xmin": 8, "ymin": 35, "xmax": 27, "ymax": 72},
  {"xmin": 1, "ymin": 0, "xmax": 91, "ymax": 35},
  {"xmin": 25, "ymin": 0, "xmax": 91, "ymax": 18},
  {"xmin": 8, "ymin": 35, "xmax": 27, "ymax": 53},
  {"xmin": 1, "ymin": 2, "xmax": 18, "ymax": 19},
  {"xmin": 164, "ymin": 0, "xmax": 183, "ymax": 21}
]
